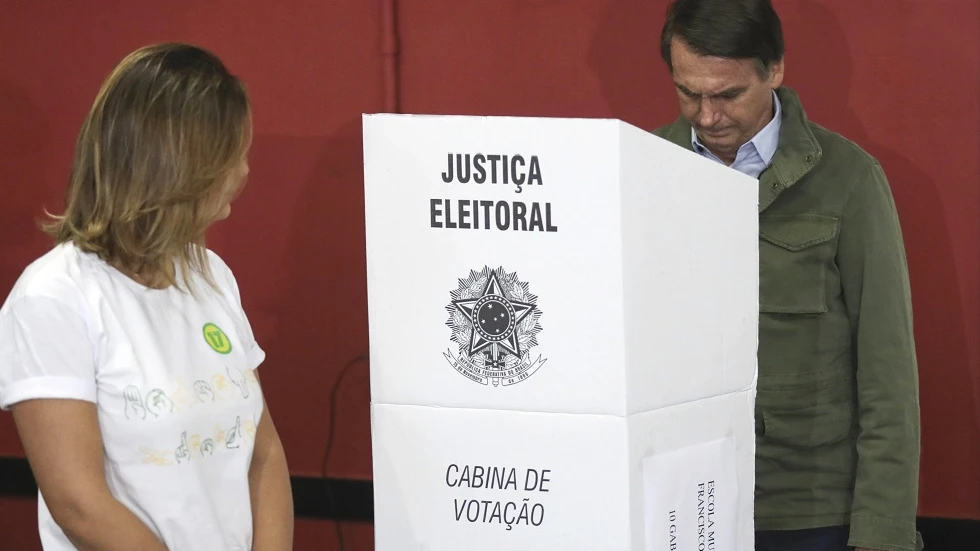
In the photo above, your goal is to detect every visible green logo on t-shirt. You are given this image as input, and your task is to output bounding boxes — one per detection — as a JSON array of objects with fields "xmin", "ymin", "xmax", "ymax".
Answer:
[{"xmin": 202, "ymin": 323, "xmax": 232, "ymax": 354}]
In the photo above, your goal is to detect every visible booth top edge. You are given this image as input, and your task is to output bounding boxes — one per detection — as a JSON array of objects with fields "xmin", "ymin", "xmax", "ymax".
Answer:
[{"xmin": 361, "ymin": 112, "xmax": 629, "ymax": 126}]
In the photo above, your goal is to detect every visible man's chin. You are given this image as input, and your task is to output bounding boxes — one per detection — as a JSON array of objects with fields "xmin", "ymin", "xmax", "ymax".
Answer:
[
  {"xmin": 703, "ymin": 139, "xmax": 739, "ymax": 158},
  {"xmin": 695, "ymin": 127, "xmax": 732, "ymax": 145},
  {"xmin": 701, "ymin": 128, "xmax": 730, "ymax": 138},
  {"xmin": 701, "ymin": 128, "xmax": 735, "ymax": 142}
]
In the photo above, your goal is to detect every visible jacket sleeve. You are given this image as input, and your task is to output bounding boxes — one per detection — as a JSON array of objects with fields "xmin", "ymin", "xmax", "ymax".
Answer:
[{"xmin": 836, "ymin": 160, "xmax": 922, "ymax": 551}]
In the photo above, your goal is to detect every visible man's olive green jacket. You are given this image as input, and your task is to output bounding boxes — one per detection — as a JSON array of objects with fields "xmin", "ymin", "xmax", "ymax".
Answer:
[{"xmin": 655, "ymin": 87, "xmax": 922, "ymax": 551}]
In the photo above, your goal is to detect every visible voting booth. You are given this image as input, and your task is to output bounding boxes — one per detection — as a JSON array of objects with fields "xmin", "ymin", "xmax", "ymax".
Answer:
[{"xmin": 362, "ymin": 113, "xmax": 760, "ymax": 551}]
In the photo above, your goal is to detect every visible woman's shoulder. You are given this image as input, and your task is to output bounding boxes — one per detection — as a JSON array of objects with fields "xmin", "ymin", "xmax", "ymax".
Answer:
[
  {"xmin": 203, "ymin": 247, "xmax": 230, "ymax": 273},
  {"xmin": 202, "ymin": 248, "xmax": 236, "ymax": 285},
  {"xmin": 198, "ymin": 247, "xmax": 247, "ymax": 304},
  {"xmin": 2, "ymin": 243, "xmax": 94, "ymax": 309}
]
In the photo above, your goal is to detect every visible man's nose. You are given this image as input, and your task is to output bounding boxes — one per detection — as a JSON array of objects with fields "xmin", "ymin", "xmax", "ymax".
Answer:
[{"xmin": 698, "ymin": 99, "xmax": 722, "ymax": 128}]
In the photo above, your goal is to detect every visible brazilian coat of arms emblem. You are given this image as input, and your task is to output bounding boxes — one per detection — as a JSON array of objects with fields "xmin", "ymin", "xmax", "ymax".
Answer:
[{"xmin": 444, "ymin": 266, "xmax": 546, "ymax": 387}]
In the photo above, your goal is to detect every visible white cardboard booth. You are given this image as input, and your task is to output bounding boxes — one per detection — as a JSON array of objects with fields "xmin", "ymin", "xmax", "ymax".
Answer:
[{"xmin": 363, "ymin": 113, "xmax": 760, "ymax": 551}]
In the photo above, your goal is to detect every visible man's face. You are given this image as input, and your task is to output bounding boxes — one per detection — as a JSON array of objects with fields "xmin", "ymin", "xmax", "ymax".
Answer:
[{"xmin": 669, "ymin": 37, "xmax": 784, "ymax": 162}]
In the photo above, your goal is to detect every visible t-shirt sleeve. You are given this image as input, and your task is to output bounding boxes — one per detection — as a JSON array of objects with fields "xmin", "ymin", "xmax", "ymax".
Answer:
[
  {"xmin": 238, "ymin": 297, "xmax": 265, "ymax": 372},
  {"xmin": 208, "ymin": 251, "xmax": 266, "ymax": 371},
  {"xmin": 0, "ymin": 295, "xmax": 98, "ymax": 410}
]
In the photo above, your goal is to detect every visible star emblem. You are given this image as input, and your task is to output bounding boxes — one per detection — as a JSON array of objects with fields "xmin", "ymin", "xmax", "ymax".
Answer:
[{"xmin": 453, "ymin": 270, "xmax": 535, "ymax": 359}]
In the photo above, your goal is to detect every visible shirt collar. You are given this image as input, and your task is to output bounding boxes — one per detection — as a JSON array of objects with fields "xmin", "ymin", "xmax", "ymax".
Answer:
[{"xmin": 691, "ymin": 90, "xmax": 782, "ymax": 165}]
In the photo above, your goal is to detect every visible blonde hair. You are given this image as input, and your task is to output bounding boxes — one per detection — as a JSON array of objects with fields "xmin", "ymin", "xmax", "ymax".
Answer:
[{"xmin": 43, "ymin": 43, "xmax": 251, "ymax": 291}]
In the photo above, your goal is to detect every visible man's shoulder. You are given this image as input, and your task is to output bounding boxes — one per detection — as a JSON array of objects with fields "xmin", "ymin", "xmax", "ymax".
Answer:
[
  {"xmin": 804, "ymin": 120, "xmax": 882, "ymax": 175},
  {"xmin": 651, "ymin": 123, "xmax": 672, "ymax": 139},
  {"xmin": 651, "ymin": 116, "xmax": 689, "ymax": 147}
]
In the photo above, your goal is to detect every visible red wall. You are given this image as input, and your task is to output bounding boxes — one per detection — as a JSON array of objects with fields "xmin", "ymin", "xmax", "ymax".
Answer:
[{"xmin": 1, "ymin": 0, "xmax": 977, "ymax": 548}]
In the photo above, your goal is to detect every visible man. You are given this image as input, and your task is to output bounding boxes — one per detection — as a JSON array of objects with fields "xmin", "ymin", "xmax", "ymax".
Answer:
[{"xmin": 653, "ymin": 1, "xmax": 922, "ymax": 550}]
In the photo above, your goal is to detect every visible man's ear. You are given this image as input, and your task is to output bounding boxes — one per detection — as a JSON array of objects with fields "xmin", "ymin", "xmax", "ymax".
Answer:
[{"xmin": 769, "ymin": 59, "xmax": 785, "ymax": 89}]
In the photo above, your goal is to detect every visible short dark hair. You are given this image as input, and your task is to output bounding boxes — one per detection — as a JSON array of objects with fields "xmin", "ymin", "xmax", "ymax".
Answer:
[{"xmin": 660, "ymin": 0, "xmax": 785, "ymax": 77}]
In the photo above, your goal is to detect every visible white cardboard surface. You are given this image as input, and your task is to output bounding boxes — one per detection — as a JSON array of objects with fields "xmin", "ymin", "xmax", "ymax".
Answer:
[
  {"xmin": 363, "ymin": 114, "xmax": 758, "ymax": 416},
  {"xmin": 371, "ymin": 403, "xmax": 631, "ymax": 551},
  {"xmin": 363, "ymin": 113, "xmax": 760, "ymax": 550},
  {"xmin": 371, "ymin": 388, "xmax": 754, "ymax": 550}
]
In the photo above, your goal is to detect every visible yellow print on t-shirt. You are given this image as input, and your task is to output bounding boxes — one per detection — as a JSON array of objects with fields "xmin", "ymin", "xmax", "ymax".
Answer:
[
  {"xmin": 141, "ymin": 446, "xmax": 175, "ymax": 467},
  {"xmin": 212, "ymin": 370, "xmax": 248, "ymax": 399},
  {"xmin": 170, "ymin": 380, "xmax": 194, "ymax": 410},
  {"xmin": 123, "ymin": 368, "xmax": 254, "ymax": 437},
  {"xmin": 152, "ymin": 414, "xmax": 258, "ymax": 466},
  {"xmin": 211, "ymin": 373, "xmax": 230, "ymax": 395}
]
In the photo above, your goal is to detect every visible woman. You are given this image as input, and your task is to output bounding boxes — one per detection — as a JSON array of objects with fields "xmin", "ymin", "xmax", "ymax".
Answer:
[{"xmin": 0, "ymin": 44, "xmax": 293, "ymax": 550}]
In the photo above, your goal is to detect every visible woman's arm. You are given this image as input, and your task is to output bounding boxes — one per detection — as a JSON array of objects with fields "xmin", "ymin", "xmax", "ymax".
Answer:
[
  {"xmin": 248, "ymin": 376, "xmax": 294, "ymax": 551},
  {"xmin": 11, "ymin": 398, "xmax": 169, "ymax": 551}
]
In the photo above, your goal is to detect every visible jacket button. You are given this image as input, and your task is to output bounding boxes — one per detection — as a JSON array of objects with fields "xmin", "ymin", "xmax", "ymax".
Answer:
[
  {"xmin": 805, "ymin": 154, "xmax": 813, "ymax": 163},
  {"xmin": 771, "ymin": 182, "xmax": 779, "ymax": 189}
]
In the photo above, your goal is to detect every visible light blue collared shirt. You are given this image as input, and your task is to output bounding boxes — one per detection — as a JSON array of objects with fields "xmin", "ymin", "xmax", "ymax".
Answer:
[{"xmin": 691, "ymin": 91, "xmax": 782, "ymax": 179}]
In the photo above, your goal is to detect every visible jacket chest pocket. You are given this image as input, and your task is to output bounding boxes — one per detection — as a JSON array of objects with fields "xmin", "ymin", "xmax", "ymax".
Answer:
[{"xmin": 758, "ymin": 213, "xmax": 840, "ymax": 314}]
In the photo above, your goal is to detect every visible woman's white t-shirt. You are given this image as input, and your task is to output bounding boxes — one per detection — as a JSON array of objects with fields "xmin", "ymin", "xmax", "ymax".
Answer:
[{"xmin": 0, "ymin": 243, "xmax": 266, "ymax": 550}]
